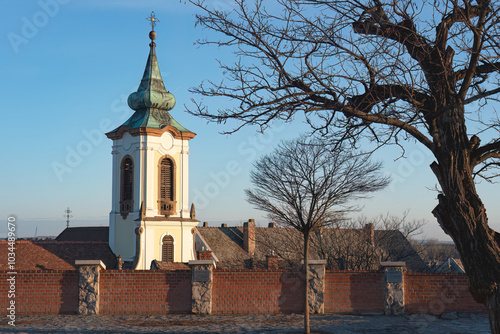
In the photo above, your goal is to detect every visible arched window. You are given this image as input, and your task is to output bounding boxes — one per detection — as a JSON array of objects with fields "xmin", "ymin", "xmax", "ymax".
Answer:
[
  {"xmin": 120, "ymin": 156, "xmax": 133, "ymax": 218},
  {"xmin": 162, "ymin": 235, "xmax": 174, "ymax": 262},
  {"xmin": 159, "ymin": 157, "xmax": 175, "ymax": 216}
]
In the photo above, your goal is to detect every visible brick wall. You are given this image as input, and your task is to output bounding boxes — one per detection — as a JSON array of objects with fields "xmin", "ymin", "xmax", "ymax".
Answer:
[
  {"xmin": 99, "ymin": 270, "xmax": 191, "ymax": 314},
  {"xmin": 212, "ymin": 269, "xmax": 304, "ymax": 314},
  {"xmin": 0, "ymin": 269, "xmax": 487, "ymax": 315},
  {"xmin": 404, "ymin": 273, "xmax": 486, "ymax": 314},
  {"xmin": 325, "ymin": 271, "xmax": 384, "ymax": 313},
  {"xmin": 0, "ymin": 271, "xmax": 78, "ymax": 314}
]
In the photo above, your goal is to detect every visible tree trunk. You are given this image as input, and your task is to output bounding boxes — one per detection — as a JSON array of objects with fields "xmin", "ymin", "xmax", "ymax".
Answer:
[
  {"xmin": 304, "ymin": 231, "xmax": 310, "ymax": 334},
  {"xmin": 487, "ymin": 292, "xmax": 500, "ymax": 334},
  {"xmin": 431, "ymin": 104, "xmax": 500, "ymax": 333}
]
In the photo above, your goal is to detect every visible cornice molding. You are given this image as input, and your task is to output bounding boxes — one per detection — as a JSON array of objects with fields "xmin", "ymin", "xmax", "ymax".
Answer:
[{"xmin": 106, "ymin": 125, "xmax": 196, "ymax": 141}]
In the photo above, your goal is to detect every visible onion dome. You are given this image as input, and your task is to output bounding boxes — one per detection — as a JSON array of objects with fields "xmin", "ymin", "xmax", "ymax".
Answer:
[
  {"xmin": 107, "ymin": 30, "xmax": 195, "ymax": 139},
  {"xmin": 127, "ymin": 34, "xmax": 176, "ymax": 112}
]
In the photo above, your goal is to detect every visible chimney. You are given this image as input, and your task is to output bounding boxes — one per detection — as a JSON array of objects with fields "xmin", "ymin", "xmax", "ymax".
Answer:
[
  {"xmin": 364, "ymin": 223, "xmax": 374, "ymax": 245},
  {"xmin": 268, "ymin": 222, "xmax": 276, "ymax": 228},
  {"xmin": 203, "ymin": 222, "xmax": 209, "ymax": 227},
  {"xmin": 244, "ymin": 219, "xmax": 256, "ymax": 256},
  {"xmin": 221, "ymin": 223, "xmax": 228, "ymax": 227},
  {"xmin": 266, "ymin": 251, "xmax": 279, "ymax": 269},
  {"xmin": 198, "ymin": 250, "xmax": 213, "ymax": 260}
]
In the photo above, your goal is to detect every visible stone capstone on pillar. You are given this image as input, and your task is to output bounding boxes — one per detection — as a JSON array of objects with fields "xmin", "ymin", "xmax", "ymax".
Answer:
[
  {"xmin": 380, "ymin": 261, "xmax": 406, "ymax": 315},
  {"xmin": 75, "ymin": 260, "xmax": 106, "ymax": 315},
  {"xmin": 189, "ymin": 260, "xmax": 215, "ymax": 315}
]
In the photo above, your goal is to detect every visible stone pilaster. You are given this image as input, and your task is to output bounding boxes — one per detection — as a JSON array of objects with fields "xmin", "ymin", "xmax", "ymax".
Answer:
[
  {"xmin": 189, "ymin": 260, "xmax": 215, "ymax": 315},
  {"xmin": 75, "ymin": 260, "xmax": 106, "ymax": 315},
  {"xmin": 381, "ymin": 261, "xmax": 406, "ymax": 315},
  {"xmin": 305, "ymin": 259, "xmax": 327, "ymax": 314}
]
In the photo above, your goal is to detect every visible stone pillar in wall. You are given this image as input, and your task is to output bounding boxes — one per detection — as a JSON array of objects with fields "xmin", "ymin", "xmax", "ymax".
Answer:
[
  {"xmin": 75, "ymin": 260, "xmax": 106, "ymax": 315},
  {"xmin": 380, "ymin": 261, "xmax": 406, "ymax": 315},
  {"xmin": 306, "ymin": 259, "xmax": 327, "ymax": 314},
  {"xmin": 189, "ymin": 260, "xmax": 215, "ymax": 315}
]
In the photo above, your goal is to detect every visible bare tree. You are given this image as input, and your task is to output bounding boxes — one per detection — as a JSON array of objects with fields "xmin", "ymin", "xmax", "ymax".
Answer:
[
  {"xmin": 311, "ymin": 214, "xmax": 427, "ymax": 271},
  {"xmin": 412, "ymin": 238, "xmax": 461, "ymax": 264},
  {"xmin": 246, "ymin": 138, "xmax": 388, "ymax": 333},
  {"xmin": 187, "ymin": 0, "xmax": 500, "ymax": 329},
  {"xmin": 256, "ymin": 213, "xmax": 427, "ymax": 271}
]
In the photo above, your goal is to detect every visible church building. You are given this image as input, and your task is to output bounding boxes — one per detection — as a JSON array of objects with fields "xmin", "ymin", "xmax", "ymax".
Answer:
[{"xmin": 105, "ymin": 25, "xmax": 199, "ymax": 270}]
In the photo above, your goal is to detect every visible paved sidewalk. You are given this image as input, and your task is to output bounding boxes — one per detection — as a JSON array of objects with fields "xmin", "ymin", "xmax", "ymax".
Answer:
[{"xmin": 0, "ymin": 313, "xmax": 490, "ymax": 333}]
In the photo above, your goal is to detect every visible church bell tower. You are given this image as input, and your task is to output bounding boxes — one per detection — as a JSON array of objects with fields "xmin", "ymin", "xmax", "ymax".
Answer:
[{"xmin": 106, "ymin": 13, "xmax": 199, "ymax": 269}]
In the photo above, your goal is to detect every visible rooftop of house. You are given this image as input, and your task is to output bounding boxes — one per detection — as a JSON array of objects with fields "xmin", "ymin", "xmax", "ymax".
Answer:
[
  {"xmin": 195, "ymin": 222, "xmax": 429, "ymax": 272},
  {"xmin": 0, "ymin": 240, "xmax": 117, "ymax": 270},
  {"xmin": 150, "ymin": 260, "xmax": 190, "ymax": 271},
  {"xmin": 56, "ymin": 226, "xmax": 109, "ymax": 242},
  {"xmin": 9, "ymin": 222, "xmax": 428, "ymax": 272},
  {"xmin": 429, "ymin": 258, "xmax": 465, "ymax": 274}
]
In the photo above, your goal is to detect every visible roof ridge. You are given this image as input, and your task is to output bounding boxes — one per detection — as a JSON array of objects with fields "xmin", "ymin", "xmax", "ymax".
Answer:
[
  {"xmin": 65, "ymin": 226, "xmax": 109, "ymax": 229},
  {"xmin": 35, "ymin": 241, "xmax": 108, "ymax": 244}
]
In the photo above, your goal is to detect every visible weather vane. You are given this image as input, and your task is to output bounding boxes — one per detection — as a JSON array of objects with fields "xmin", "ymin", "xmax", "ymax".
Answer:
[{"xmin": 146, "ymin": 11, "xmax": 160, "ymax": 31}]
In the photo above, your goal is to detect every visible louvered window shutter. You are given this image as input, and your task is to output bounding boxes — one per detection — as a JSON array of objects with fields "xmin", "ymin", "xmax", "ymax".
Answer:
[
  {"xmin": 122, "ymin": 158, "xmax": 133, "ymax": 201},
  {"xmin": 162, "ymin": 235, "xmax": 174, "ymax": 262},
  {"xmin": 160, "ymin": 159, "xmax": 173, "ymax": 201},
  {"xmin": 120, "ymin": 157, "xmax": 134, "ymax": 218}
]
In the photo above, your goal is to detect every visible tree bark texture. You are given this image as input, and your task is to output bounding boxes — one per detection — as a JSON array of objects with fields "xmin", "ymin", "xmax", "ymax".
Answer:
[
  {"xmin": 487, "ymin": 292, "xmax": 500, "ymax": 333},
  {"xmin": 431, "ymin": 104, "xmax": 500, "ymax": 332},
  {"xmin": 303, "ymin": 232, "xmax": 310, "ymax": 334}
]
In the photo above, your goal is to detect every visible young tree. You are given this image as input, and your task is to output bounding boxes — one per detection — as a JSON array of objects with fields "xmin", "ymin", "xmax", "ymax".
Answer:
[
  {"xmin": 187, "ymin": 1, "xmax": 500, "ymax": 329},
  {"xmin": 246, "ymin": 138, "xmax": 388, "ymax": 333}
]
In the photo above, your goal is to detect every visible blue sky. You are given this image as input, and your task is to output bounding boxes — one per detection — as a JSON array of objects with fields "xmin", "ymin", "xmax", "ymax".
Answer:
[{"xmin": 1, "ymin": 0, "xmax": 499, "ymax": 241}]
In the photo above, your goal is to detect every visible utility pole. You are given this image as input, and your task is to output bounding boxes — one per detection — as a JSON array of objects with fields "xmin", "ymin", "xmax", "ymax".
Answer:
[{"xmin": 63, "ymin": 207, "xmax": 73, "ymax": 228}]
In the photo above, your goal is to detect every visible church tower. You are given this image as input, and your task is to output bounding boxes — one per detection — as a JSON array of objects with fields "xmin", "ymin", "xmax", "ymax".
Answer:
[{"xmin": 106, "ymin": 17, "xmax": 198, "ymax": 269}]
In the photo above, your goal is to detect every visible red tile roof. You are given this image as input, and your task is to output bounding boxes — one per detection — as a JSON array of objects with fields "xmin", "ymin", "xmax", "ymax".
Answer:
[
  {"xmin": 0, "ymin": 240, "xmax": 117, "ymax": 270},
  {"xmin": 0, "ymin": 241, "xmax": 74, "ymax": 270}
]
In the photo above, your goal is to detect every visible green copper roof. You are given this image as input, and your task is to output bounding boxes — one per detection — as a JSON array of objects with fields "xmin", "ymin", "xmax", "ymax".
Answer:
[
  {"xmin": 118, "ymin": 107, "xmax": 192, "ymax": 133},
  {"xmin": 110, "ymin": 33, "xmax": 194, "ymax": 135}
]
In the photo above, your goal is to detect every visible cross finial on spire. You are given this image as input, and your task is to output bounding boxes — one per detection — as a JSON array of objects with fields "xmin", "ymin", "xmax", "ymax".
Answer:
[{"xmin": 146, "ymin": 11, "xmax": 160, "ymax": 31}]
